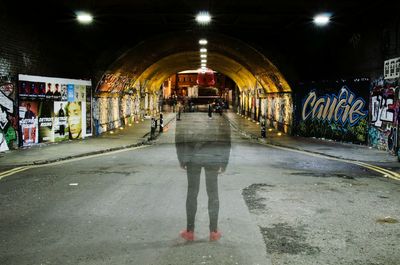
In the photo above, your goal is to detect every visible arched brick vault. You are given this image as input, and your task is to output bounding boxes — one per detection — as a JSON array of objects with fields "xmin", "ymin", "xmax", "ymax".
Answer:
[{"xmin": 95, "ymin": 32, "xmax": 291, "ymax": 94}]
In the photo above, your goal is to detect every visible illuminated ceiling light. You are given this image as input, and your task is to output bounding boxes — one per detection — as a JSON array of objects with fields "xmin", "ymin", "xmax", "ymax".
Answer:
[
  {"xmin": 201, "ymin": 59, "xmax": 207, "ymax": 63},
  {"xmin": 196, "ymin": 11, "xmax": 211, "ymax": 24},
  {"xmin": 76, "ymin": 11, "xmax": 93, "ymax": 24},
  {"xmin": 200, "ymin": 48, "xmax": 207, "ymax": 53},
  {"xmin": 201, "ymin": 63, "xmax": 206, "ymax": 67},
  {"xmin": 200, "ymin": 54, "xmax": 207, "ymax": 58},
  {"xmin": 199, "ymin": 39, "xmax": 208, "ymax": 45},
  {"xmin": 313, "ymin": 13, "xmax": 331, "ymax": 26}
]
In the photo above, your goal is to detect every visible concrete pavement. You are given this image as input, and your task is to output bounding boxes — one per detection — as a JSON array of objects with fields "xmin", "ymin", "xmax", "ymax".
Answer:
[{"xmin": 0, "ymin": 110, "xmax": 399, "ymax": 173}]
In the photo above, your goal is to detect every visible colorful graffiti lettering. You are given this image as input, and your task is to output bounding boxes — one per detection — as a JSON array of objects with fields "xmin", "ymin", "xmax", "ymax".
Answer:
[
  {"xmin": 370, "ymin": 88, "xmax": 396, "ymax": 127},
  {"xmin": 368, "ymin": 78, "xmax": 399, "ymax": 154},
  {"xmin": 302, "ymin": 86, "xmax": 368, "ymax": 127}
]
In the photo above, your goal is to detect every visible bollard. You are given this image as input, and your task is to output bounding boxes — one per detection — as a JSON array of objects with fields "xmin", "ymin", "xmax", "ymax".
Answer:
[
  {"xmin": 151, "ymin": 117, "xmax": 156, "ymax": 140},
  {"xmin": 159, "ymin": 113, "xmax": 164, "ymax": 133},
  {"xmin": 261, "ymin": 118, "xmax": 266, "ymax": 138}
]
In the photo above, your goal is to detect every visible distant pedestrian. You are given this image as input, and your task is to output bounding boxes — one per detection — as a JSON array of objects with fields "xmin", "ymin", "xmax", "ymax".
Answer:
[
  {"xmin": 177, "ymin": 102, "xmax": 182, "ymax": 120},
  {"xmin": 208, "ymin": 103, "xmax": 213, "ymax": 119}
]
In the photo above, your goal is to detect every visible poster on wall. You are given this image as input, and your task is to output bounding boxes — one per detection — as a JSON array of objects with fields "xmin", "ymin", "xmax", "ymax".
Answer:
[
  {"xmin": 86, "ymin": 86, "xmax": 92, "ymax": 135},
  {"xmin": 38, "ymin": 101, "xmax": 54, "ymax": 143},
  {"xmin": 54, "ymin": 101, "xmax": 68, "ymax": 142},
  {"xmin": 18, "ymin": 74, "xmax": 92, "ymax": 146},
  {"xmin": 19, "ymin": 101, "xmax": 39, "ymax": 146}
]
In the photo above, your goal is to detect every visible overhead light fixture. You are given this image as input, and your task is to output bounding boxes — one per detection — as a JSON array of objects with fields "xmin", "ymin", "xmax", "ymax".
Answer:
[
  {"xmin": 200, "ymin": 54, "xmax": 207, "ymax": 58},
  {"xmin": 199, "ymin": 39, "xmax": 208, "ymax": 45},
  {"xmin": 201, "ymin": 64, "xmax": 206, "ymax": 67},
  {"xmin": 196, "ymin": 11, "xmax": 211, "ymax": 24},
  {"xmin": 201, "ymin": 59, "xmax": 207, "ymax": 63},
  {"xmin": 313, "ymin": 13, "xmax": 331, "ymax": 26},
  {"xmin": 76, "ymin": 11, "xmax": 93, "ymax": 24},
  {"xmin": 200, "ymin": 48, "xmax": 207, "ymax": 53}
]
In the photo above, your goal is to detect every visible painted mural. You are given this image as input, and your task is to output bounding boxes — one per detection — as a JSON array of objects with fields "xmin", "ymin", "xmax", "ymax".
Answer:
[
  {"xmin": 265, "ymin": 93, "xmax": 293, "ymax": 133},
  {"xmin": 368, "ymin": 77, "xmax": 399, "ymax": 154},
  {"xmin": 0, "ymin": 75, "xmax": 18, "ymax": 151},
  {"xmin": 94, "ymin": 91, "xmax": 149, "ymax": 134},
  {"xmin": 98, "ymin": 73, "xmax": 135, "ymax": 93},
  {"xmin": 295, "ymin": 80, "xmax": 369, "ymax": 144}
]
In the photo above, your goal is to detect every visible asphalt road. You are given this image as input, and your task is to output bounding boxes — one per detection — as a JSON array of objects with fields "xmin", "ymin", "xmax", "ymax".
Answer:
[{"xmin": 0, "ymin": 113, "xmax": 399, "ymax": 265}]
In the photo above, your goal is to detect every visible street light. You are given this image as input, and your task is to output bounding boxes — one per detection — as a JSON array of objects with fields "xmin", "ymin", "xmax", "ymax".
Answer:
[
  {"xmin": 76, "ymin": 11, "xmax": 93, "ymax": 24},
  {"xmin": 313, "ymin": 13, "xmax": 331, "ymax": 26},
  {"xmin": 200, "ymin": 48, "xmax": 207, "ymax": 53},
  {"xmin": 196, "ymin": 11, "xmax": 211, "ymax": 24},
  {"xmin": 199, "ymin": 39, "xmax": 208, "ymax": 45}
]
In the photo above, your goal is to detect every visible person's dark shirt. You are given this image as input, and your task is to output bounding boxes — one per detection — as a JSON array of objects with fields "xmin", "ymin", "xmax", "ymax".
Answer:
[
  {"xmin": 175, "ymin": 116, "xmax": 231, "ymax": 169},
  {"xmin": 45, "ymin": 90, "xmax": 53, "ymax": 99},
  {"xmin": 54, "ymin": 91, "xmax": 61, "ymax": 99},
  {"xmin": 58, "ymin": 108, "xmax": 65, "ymax": 117},
  {"xmin": 24, "ymin": 110, "xmax": 35, "ymax": 119}
]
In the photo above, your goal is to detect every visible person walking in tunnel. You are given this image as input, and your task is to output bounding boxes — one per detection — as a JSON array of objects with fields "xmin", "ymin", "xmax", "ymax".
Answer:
[
  {"xmin": 208, "ymin": 101, "xmax": 213, "ymax": 119},
  {"xmin": 175, "ymin": 114, "xmax": 231, "ymax": 241}
]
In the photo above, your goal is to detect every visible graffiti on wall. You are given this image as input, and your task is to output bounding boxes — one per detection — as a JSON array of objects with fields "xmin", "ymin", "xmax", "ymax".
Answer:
[
  {"xmin": 0, "ymin": 76, "xmax": 17, "ymax": 151},
  {"xmin": 295, "ymin": 80, "xmax": 369, "ymax": 144},
  {"xmin": 368, "ymin": 77, "xmax": 399, "ymax": 154},
  {"xmin": 98, "ymin": 73, "xmax": 134, "ymax": 93},
  {"xmin": 265, "ymin": 93, "xmax": 292, "ymax": 133},
  {"xmin": 302, "ymin": 86, "xmax": 368, "ymax": 126},
  {"xmin": 95, "ymin": 92, "xmax": 145, "ymax": 134}
]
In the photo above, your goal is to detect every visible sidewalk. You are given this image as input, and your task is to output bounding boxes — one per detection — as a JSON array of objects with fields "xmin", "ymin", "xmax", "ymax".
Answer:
[
  {"xmin": 0, "ymin": 113, "xmax": 176, "ymax": 171},
  {"xmin": 223, "ymin": 111, "xmax": 398, "ymax": 164}
]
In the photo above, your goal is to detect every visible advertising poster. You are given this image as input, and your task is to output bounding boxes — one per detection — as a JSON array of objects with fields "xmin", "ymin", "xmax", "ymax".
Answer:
[
  {"xmin": 67, "ymin": 84, "xmax": 75, "ymax": 102},
  {"xmin": 53, "ymin": 83, "xmax": 62, "ymax": 101},
  {"xmin": 19, "ymin": 81, "xmax": 46, "ymax": 99},
  {"xmin": 75, "ymin": 85, "xmax": 86, "ymax": 102},
  {"xmin": 61, "ymin": 84, "xmax": 68, "ymax": 101},
  {"xmin": 66, "ymin": 101, "xmax": 82, "ymax": 140},
  {"xmin": 19, "ymin": 101, "xmax": 39, "ymax": 146},
  {"xmin": 85, "ymin": 86, "xmax": 92, "ymax": 135},
  {"xmin": 38, "ymin": 101, "xmax": 54, "ymax": 143},
  {"xmin": 18, "ymin": 75, "xmax": 92, "ymax": 146},
  {"xmin": 54, "ymin": 101, "xmax": 68, "ymax": 141}
]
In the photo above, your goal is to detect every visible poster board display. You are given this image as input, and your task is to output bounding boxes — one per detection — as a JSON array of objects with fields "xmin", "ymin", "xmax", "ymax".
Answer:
[{"xmin": 18, "ymin": 74, "xmax": 92, "ymax": 147}]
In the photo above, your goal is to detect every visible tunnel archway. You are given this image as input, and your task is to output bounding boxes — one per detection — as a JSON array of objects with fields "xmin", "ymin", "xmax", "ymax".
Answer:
[
  {"xmin": 96, "ymin": 32, "xmax": 291, "ymax": 93},
  {"xmin": 93, "ymin": 32, "xmax": 293, "ymax": 134}
]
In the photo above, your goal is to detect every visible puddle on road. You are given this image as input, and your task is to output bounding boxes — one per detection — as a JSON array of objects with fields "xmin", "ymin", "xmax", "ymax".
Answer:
[
  {"xmin": 242, "ymin": 183, "xmax": 275, "ymax": 213},
  {"xmin": 259, "ymin": 223, "xmax": 320, "ymax": 255}
]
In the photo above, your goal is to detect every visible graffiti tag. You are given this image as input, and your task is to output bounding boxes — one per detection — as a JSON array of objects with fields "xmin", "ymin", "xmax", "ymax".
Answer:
[
  {"xmin": 0, "ymin": 90, "xmax": 14, "ymax": 129},
  {"xmin": 302, "ymin": 86, "xmax": 367, "ymax": 126},
  {"xmin": 371, "ymin": 90, "xmax": 396, "ymax": 128}
]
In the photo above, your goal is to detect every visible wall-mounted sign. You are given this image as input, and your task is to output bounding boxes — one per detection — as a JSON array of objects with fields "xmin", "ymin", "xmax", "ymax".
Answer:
[{"xmin": 384, "ymin": 57, "xmax": 400, "ymax": 79}]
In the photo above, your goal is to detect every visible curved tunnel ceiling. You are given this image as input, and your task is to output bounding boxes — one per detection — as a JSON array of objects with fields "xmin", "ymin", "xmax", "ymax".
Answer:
[{"xmin": 96, "ymin": 32, "xmax": 291, "ymax": 94}]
